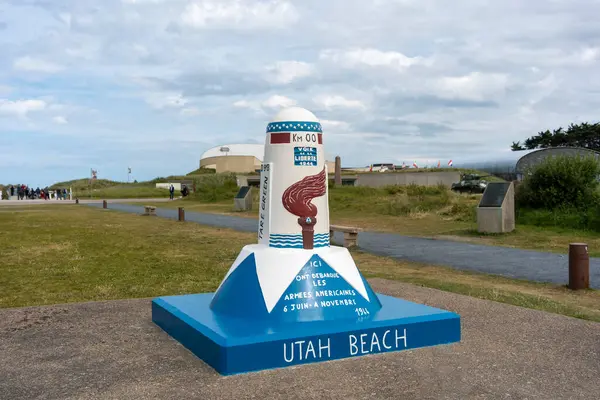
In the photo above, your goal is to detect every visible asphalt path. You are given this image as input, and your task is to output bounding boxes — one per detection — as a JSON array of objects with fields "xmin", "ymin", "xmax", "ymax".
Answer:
[{"xmin": 87, "ymin": 203, "xmax": 600, "ymax": 288}]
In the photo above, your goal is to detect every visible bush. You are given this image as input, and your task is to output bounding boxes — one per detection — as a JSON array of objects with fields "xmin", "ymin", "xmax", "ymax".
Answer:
[
  {"xmin": 192, "ymin": 173, "xmax": 239, "ymax": 202},
  {"xmin": 516, "ymin": 154, "xmax": 600, "ymax": 211}
]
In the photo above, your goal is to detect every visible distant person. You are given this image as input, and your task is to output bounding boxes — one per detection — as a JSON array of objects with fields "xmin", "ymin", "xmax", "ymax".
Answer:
[
  {"xmin": 9, "ymin": 185, "xmax": 14, "ymax": 197},
  {"xmin": 181, "ymin": 185, "xmax": 189, "ymax": 197},
  {"xmin": 169, "ymin": 184, "xmax": 175, "ymax": 200},
  {"xmin": 63, "ymin": 188, "xmax": 68, "ymax": 200}
]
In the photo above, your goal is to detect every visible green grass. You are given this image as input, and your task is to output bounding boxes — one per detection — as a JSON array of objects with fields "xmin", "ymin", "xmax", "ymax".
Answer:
[
  {"xmin": 50, "ymin": 178, "xmax": 173, "ymax": 199},
  {"xmin": 77, "ymin": 184, "xmax": 170, "ymax": 199},
  {"xmin": 353, "ymin": 251, "xmax": 600, "ymax": 322},
  {"xmin": 341, "ymin": 167, "xmax": 506, "ymax": 181},
  {"xmin": 0, "ymin": 205, "xmax": 598, "ymax": 322},
  {"xmin": 0, "ymin": 205, "xmax": 250, "ymax": 308},
  {"xmin": 186, "ymin": 167, "xmax": 216, "ymax": 175},
  {"xmin": 141, "ymin": 182, "xmax": 600, "ymax": 257}
]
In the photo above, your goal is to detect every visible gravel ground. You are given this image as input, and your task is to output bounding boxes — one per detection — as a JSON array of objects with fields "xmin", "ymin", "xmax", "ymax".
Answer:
[
  {"xmin": 88, "ymin": 203, "xmax": 600, "ymax": 288},
  {"xmin": 0, "ymin": 278, "xmax": 598, "ymax": 400}
]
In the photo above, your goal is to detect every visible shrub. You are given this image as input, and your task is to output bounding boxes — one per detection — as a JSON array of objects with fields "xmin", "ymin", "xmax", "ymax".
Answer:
[
  {"xmin": 516, "ymin": 154, "xmax": 600, "ymax": 211},
  {"xmin": 192, "ymin": 173, "xmax": 239, "ymax": 202}
]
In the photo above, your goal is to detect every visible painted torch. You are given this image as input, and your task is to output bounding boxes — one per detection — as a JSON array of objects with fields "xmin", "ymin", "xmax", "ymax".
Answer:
[{"xmin": 257, "ymin": 107, "xmax": 330, "ymax": 250}]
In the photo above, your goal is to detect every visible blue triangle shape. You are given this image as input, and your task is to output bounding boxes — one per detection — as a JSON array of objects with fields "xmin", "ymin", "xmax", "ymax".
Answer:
[
  {"xmin": 271, "ymin": 254, "xmax": 382, "ymax": 323},
  {"xmin": 209, "ymin": 253, "xmax": 270, "ymax": 319}
]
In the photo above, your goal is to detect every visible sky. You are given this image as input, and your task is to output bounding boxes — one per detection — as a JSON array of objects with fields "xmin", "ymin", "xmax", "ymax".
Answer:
[{"xmin": 1, "ymin": 0, "xmax": 600, "ymax": 187}]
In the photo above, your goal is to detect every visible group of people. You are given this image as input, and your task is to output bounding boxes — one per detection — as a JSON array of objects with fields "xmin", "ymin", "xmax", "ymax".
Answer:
[
  {"xmin": 2, "ymin": 185, "xmax": 71, "ymax": 201},
  {"xmin": 169, "ymin": 184, "xmax": 189, "ymax": 200}
]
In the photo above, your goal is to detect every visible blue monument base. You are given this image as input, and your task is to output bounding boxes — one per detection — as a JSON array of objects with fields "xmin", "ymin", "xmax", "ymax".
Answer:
[{"xmin": 152, "ymin": 292, "xmax": 461, "ymax": 375}]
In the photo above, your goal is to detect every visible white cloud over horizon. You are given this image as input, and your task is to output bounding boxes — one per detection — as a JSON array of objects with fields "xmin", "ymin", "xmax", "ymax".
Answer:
[{"xmin": 1, "ymin": 0, "xmax": 600, "ymax": 186}]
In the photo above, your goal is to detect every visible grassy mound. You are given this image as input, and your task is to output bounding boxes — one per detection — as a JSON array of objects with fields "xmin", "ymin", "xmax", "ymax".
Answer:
[
  {"xmin": 329, "ymin": 184, "xmax": 477, "ymax": 222},
  {"xmin": 50, "ymin": 178, "xmax": 168, "ymax": 199},
  {"xmin": 191, "ymin": 173, "xmax": 239, "ymax": 202},
  {"xmin": 186, "ymin": 167, "xmax": 216, "ymax": 176}
]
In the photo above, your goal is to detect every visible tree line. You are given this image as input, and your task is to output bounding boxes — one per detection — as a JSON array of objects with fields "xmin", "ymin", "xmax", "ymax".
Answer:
[{"xmin": 511, "ymin": 122, "xmax": 600, "ymax": 151}]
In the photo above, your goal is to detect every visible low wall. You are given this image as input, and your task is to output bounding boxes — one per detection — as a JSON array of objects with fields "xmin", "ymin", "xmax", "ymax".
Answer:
[
  {"xmin": 156, "ymin": 183, "xmax": 181, "ymax": 191},
  {"xmin": 355, "ymin": 172, "xmax": 461, "ymax": 188}
]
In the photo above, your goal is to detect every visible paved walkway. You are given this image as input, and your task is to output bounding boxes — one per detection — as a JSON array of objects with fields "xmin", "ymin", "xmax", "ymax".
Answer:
[
  {"xmin": 1, "ymin": 279, "xmax": 598, "ymax": 399},
  {"xmin": 0, "ymin": 198, "xmax": 171, "ymax": 205},
  {"xmin": 88, "ymin": 203, "xmax": 600, "ymax": 288}
]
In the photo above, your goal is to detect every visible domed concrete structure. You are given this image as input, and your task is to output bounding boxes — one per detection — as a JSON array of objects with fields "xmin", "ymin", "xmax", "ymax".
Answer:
[
  {"xmin": 199, "ymin": 143, "xmax": 264, "ymax": 173},
  {"xmin": 516, "ymin": 147, "xmax": 600, "ymax": 177}
]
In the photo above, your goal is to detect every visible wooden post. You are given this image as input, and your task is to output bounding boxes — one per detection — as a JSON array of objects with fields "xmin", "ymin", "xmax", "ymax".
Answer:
[
  {"xmin": 103, "ymin": 200, "xmax": 107, "ymax": 209},
  {"xmin": 178, "ymin": 207, "xmax": 185, "ymax": 222},
  {"xmin": 335, "ymin": 156, "xmax": 342, "ymax": 186},
  {"xmin": 569, "ymin": 243, "xmax": 589, "ymax": 290}
]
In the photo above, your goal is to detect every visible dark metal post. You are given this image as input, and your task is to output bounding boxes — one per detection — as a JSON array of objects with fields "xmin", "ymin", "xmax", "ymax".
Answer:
[
  {"xmin": 334, "ymin": 156, "xmax": 342, "ymax": 186},
  {"xmin": 103, "ymin": 200, "xmax": 107, "ymax": 209},
  {"xmin": 178, "ymin": 207, "xmax": 185, "ymax": 222},
  {"xmin": 569, "ymin": 243, "xmax": 589, "ymax": 290}
]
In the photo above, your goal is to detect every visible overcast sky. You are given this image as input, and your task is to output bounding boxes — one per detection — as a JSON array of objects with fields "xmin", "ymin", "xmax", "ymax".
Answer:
[{"xmin": 1, "ymin": 0, "xmax": 600, "ymax": 187}]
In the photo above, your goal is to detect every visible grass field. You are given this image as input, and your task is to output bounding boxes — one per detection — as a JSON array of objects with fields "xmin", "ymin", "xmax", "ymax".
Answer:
[
  {"xmin": 143, "ymin": 184, "xmax": 600, "ymax": 257},
  {"xmin": 0, "ymin": 205, "xmax": 598, "ymax": 322},
  {"xmin": 76, "ymin": 184, "xmax": 171, "ymax": 199},
  {"xmin": 47, "ymin": 178, "xmax": 171, "ymax": 199}
]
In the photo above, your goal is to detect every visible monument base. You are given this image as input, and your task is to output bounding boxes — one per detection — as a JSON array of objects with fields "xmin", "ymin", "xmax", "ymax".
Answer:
[{"xmin": 152, "ymin": 293, "xmax": 460, "ymax": 375}]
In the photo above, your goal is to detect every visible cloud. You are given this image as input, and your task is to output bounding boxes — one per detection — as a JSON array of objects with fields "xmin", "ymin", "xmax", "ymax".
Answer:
[
  {"xmin": 144, "ymin": 92, "xmax": 189, "ymax": 109},
  {"xmin": 234, "ymin": 95, "xmax": 297, "ymax": 113},
  {"xmin": 319, "ymin": 48, "xmax": 430, "ymax": 71},
  {"xmin": 434, "ymin": 72, "xmax": 509, "ymax": 101},
  {"xmin": 13, "ymin": 56, "xmax": 64, "ymax": 73},
  {"xmin": 579, "ymin": 47, "xmax": 600, "ymax": 64},
  {"xmin": 53, "ymin": 116, "xmax": 68, "ymax": 124},
  {"xmin": 2, "ymin": 0, "xmax": 600, "ymax": 185},
  {"xmin": 313, "ymin": 94, "xmax": 367, "ymax": 110},
  {"xmin": 180, "ymin": 107, "xmax": 200, "ymax": 116},
  {"xmin": 0, "ymin": 99, "xmax": 47, "ymax": 117},
  {"xmin": 180, "ymin": 0, "xmax": 299, "ymax": 30},
  {"xmin": 265, "ymin": 61, "xmax": 315, "ymax": 84}
]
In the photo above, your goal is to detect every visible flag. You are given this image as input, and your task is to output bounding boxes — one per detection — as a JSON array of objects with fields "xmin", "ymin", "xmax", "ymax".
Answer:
[
  {"xmin": 437, "ymin": 160, "xmax": 441, "ymax": 168},
  {"xmin": 128, "ymin": 167, "xmax": 132, "ymax": 174},
  {"xmin": 448, "ymin": 160, "xmax": 453, "ymax": 167},
  {"xmin": 412, "ymin": 161, "xmax": 418, "ymax": 168}
]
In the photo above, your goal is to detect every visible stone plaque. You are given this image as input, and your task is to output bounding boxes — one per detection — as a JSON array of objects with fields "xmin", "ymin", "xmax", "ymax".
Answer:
[{"xmin": 479, "ymin": 182, "xmax": 511, "ymax": 208}]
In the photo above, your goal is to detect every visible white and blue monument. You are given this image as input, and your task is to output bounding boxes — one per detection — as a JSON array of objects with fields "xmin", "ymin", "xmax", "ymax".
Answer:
[{"xmin": 152, "ymin": 107, "xmax": 461, "ymax": 375}]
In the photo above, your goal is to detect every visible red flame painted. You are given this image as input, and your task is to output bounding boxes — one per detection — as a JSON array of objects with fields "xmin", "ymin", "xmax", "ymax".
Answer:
[{"xmin": 282, "ymin": 166, "xmax": 327, "ymax": 218}]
